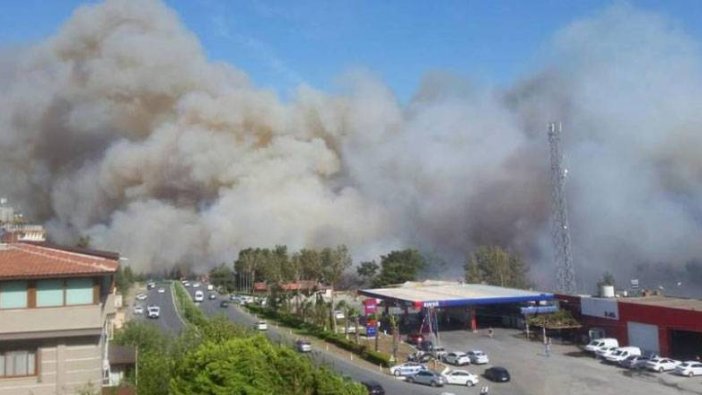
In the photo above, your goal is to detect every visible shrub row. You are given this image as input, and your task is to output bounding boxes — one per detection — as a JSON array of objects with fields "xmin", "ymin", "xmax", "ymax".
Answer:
[
  {"xmin": 245, "ymin": 305, "xmax": 393, "ymax": 367},
  {"xmin": 173, "ymin": 282, "xmax": 207, "ymax": 328}
]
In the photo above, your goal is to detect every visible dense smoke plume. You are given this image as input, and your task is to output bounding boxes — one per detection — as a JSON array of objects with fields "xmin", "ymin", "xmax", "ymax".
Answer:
[{"xmin": 2, "ymin": 0, "xmax": 702, "ymax": 292}]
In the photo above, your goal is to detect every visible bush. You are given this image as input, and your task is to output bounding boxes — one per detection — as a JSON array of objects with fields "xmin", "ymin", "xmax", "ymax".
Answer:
[{"xmin": 363, "ymin": 349, "xmax": 392, "ymax": 367}]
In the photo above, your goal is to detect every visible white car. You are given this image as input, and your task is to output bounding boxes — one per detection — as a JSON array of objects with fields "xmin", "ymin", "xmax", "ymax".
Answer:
[
  {"xmin": 135, "ymin": 293, "xmax": 147, "ymax": 301},
  {"xmin": 443, "ymin": 351, "xmax": 471, "ymax": 366},
  {"xmin": 253, "ymin": 321, "xmax": 268, "ymax": 331},
  {"xmin": 675, "ymin": 361, "xmax": 702, "ymax": 377},
  {"xmin": 193, "ymin": 282, "xmax": 201, "ymax": 288},
  {"xmin": 442, "ymin": 369, "xmax": 479, "ymax": 387},
  {"xmin": 595, "ymin": 346, "xmax": 618, "ymax": 359},
  {"xmin": 466, "ymin": 350, "xmax": 489, "ymax": 364},
  {"xmin": 157, "ymin": 288, "xmax": 165, "ymax": 294},
  {"xmin": 389, "ymin": 362, "xmax": 427, "ymax": 377},
  {"xmin": 431, "ymin": 347, "xmax": 448, "ymax": 360},
  {"xmin": 645, "ymin": 357, "xmax": 681, "ymax": 372},
  {"xmin": 133, "ymin": 305, "xmax": 144, "ymax": 315},
  {"xmin": 147, "ymin": 305, "xmax": 160, "ymax": 319}
]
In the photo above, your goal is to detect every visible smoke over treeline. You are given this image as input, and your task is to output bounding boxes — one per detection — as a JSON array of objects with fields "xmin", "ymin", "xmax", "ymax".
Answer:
[{"xmin": 2, "ymin": 0, "xmax": 702, "ymax": 292}]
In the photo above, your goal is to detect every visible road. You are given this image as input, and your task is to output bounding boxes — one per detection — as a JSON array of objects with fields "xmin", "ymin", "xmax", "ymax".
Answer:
[
  {"xmin": 129, "ymin": 282, "xmax": 185, "ymax": 335},
  {"xmin": 184, "ymin": 286, "xmax": 479, "ymax": 395}
]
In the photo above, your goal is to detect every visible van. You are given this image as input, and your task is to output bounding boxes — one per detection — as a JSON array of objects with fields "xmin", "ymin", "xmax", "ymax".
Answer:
[
  {"xmin": 194, "ymin": 290, "xmax": 204, "ymax": 302},
  {"xmin": 585, "ymin": 338, "xmax": 619, "ymax": 353},
  {"xmin": 605, "ymin": 346, "xmax": 642, "ymax": 363}
]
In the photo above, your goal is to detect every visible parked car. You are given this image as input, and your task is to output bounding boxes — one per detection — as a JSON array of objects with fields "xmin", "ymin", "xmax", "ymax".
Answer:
[
  {"xmin": 389, "ymin": 362, "xmax": 427, "ymax": 377},
  {"xmin": 407, "ymin": 351, "xmax": 434, "ymax": 363},
  {"xmin": 484, "ymin": 366, "xmax": 511, "ymax": 382},
  {"xmin": 585, "ymin": 338, "xmax": 619, "ymax": 353},
  {"xmin": 220, "ymin": 300, "xmax": 229, "ymax": 308},
  {"xmin": 296, "ymin": 340, "xmax": 312, "ymax": 353},
  {"xmin": 605, "ymin": 347, "xmax": 642, "ymax": 363},
  {"xmin": 431, "ymin": 346, "xmax": 448, "ymax": 360},
  {"xmin": 674, "ymin": 361, "xmax": 702, "ymax": 377},
  {"xmin": 466, "ymin": 350, "xmax": 489, "ymax": 364},
  {"xmin": 361, "ymin": 380, "xmax": 385, "ymax": 395},
  {"xmin": 334, "ymin": 310, "xmax": 345, "ymax": 320},
  {"xmin": 442, "ymin": 369, "xmax": 479, "ymax": 387},
  {"xmin": 135, "ymin": 293, "xmax": 148, "ymax": 301},
  {"xmin": 443, "ymin": 351, "xmax": 471, "ymax": 366},
  {"xmin": 208, "ymin": 293, "xmax": 217, "ymax": 300},
  {"xmin": 620, "ymin": 355, "xmax": 652, "ymax": 369},
  {"xmin": 406, "ymin": 333, "xmax": 424, "ymax": 345},
  {"xmin": 645, "ymin": 357, "xmax": 681, "ymax": 372},
  {"xmin": 157, "ymin": 288, "xmax": 165, "ymax": 294},
  {"xmin": 253, "ymin": 321, "xmax": 268, "ymax": 331},
  {"xmin": 595, "ymin": 346, "xmax": 618, "ymax": 359},
  {"xmin": 406, "ymin": 370, "xmax": 446, "ymax": 387},
  {"xmin": 133, "ymin": 305, "xmax": 144, "ymax": 315},
  {"xmin": 418, "ymin": 340, "xmax": 434, "ymax": 352},
  {"xmin": 147, "ymin": 305, "xmax": 160, "ymax": 319}
]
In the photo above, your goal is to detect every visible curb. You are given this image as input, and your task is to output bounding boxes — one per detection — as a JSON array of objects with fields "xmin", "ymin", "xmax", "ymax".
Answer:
[{"xmin": 170, "ymin": 281, "xmax": 187, "ymax": 327}]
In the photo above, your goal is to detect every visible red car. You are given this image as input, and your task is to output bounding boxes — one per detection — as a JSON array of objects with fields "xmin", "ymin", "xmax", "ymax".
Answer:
[{"xmin": 406, "ymin": 333, "xmax": 424, "ymax": 345}]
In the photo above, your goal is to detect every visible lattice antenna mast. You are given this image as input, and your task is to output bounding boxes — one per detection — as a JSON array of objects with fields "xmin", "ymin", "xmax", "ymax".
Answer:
[{"xmin": 548, "ymin": 122, "xmax": 577, "ymax": 294}]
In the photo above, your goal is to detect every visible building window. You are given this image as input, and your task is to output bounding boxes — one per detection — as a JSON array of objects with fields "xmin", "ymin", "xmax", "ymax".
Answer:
[
  {"xmin": 66, "ymin": 278, "xmax": 93, "ymax": 305},
  {"xmin": 0, "ymin": 350, "xmax": 36, "ymax": 377},
  {"xmin": 0, "ymin": 281, "xmax": 28, "ymax": 309},
  {"xmin": 36, "ymin": 279, "xmax": 64, "ymax": 307}
]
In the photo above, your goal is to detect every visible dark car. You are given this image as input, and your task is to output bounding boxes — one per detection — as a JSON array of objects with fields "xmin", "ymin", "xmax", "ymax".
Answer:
[
  {"xmin": 418, "ymin": 340, "xmax": 434, "ymax": 352},
  {"xmin": 220, "ymin": 300, "xmax": 229, "ymax": 308},
  {"xmin": 484, "ymin": 366, "xmax": 511, "ymax": 382},
  {"xmin": 208, "ymin": 293, "xmax": 217, "ymax": 300},
  {"xmin": 407, "ymin": 351, "xmax": 433, "ymax": 363},
  {"xmin": 361, "ymin": 380, "xmax": 385, "ymax": 395}
]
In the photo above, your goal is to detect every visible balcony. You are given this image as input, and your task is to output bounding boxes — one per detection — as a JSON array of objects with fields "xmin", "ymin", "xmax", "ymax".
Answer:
[{"xmin": 0, "ymin": 304, "xmax": 104, "ymax": 339}]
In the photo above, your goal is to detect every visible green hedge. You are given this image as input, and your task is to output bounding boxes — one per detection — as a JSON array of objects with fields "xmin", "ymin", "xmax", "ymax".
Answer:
[
  {"xmin": 245, "ymin": 305, "xmax": 392, "ymax": 367},
  {"xmin": 173, "ymin": 282, "xmax": 207, "ymax": 328}
]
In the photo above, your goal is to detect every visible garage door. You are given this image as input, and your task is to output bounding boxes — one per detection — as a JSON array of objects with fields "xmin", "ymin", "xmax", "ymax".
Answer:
[{"xmin": 627, "ymin": 321, "xmax": 659, "ymax": 354}]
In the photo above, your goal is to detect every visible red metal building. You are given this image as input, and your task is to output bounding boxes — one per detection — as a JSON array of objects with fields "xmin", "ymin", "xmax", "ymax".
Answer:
[{"xmin": 557, "ymin": 293, "xmax": 702, "ymax": 359}]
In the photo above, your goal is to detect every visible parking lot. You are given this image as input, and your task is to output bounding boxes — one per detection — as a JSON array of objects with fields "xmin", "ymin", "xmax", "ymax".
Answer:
[{"xmin": 432, "ymin": 327, "xmax": 702, "ymax": 395}]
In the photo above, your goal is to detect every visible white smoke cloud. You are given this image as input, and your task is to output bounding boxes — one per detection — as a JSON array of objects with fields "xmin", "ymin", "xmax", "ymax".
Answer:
[{"xmin": 2, "ymin": 0, "xmax": 702, "ymax": 290}]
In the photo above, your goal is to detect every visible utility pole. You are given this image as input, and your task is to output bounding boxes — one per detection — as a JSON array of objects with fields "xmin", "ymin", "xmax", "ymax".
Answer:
[{"xmin": 548, "ymin": 122, "xmax": 577, "ymax": 294}]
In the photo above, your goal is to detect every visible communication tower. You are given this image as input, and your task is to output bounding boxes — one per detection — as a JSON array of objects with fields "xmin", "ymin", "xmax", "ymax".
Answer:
[{"xmin": 548, "ymin": 122, "xmax": 577, "ymax": 294}]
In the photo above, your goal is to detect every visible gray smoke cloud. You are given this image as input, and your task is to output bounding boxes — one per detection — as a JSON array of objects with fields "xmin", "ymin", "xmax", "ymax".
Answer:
[{"xmin": 1, "ymin": 0, "xmax": 702, "ymax": 292}]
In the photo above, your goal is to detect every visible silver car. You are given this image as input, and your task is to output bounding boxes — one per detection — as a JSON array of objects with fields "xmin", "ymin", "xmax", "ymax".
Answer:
[{"xmin": 406, "ymin": 370, "xmax": 446, "ymax": 387}]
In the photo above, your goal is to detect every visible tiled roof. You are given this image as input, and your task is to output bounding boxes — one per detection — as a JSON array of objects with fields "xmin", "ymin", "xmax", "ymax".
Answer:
[{"xmin": 0, "ymin": 243, "xmax": 119, "ymax": 280}]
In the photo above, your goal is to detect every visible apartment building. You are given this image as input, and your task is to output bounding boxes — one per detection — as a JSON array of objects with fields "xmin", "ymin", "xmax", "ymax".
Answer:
[{"xmin": 0, "ymin": 242, "xmax": 119, "ymax": 394}]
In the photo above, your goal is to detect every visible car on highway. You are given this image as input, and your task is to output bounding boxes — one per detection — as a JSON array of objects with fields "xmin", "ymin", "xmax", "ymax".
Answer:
[
  {"xmin": 193, "ymin": 282, "xmax": 201, "ymax": 288},
  {"xmin": 484, "ymin": 366, "xmax": 511, "ymax": 382},
  {"xmin": 406, "ymin": 370, "xmax": 446, "ymax": 387},
  {"xmin": 133, "ymin": 305, "xmax": 144, "ymax": 315},
  {"xmin": 645, "ymin": 357, "xmax": 681, "ymax": 372},
  {"xmin": 220, "ymin": 300, "xmax": 229, "ymax": 308},
  {"xmin": 135, "ymin": 293, "xmax": 147, "ymax": 301},
  {"xmin": 194, "ymin": 290, "xmax": 204, "ymax": 303},
  {"xmin": 466, "ymin": 350, "xmax": 489, "ymax": 364},
  {"xmin": 147, "ymin": 281, "xmax": 156, "ymax": 290},
  {"xmin": 147, "ymin": 305, "xmax": 160, "ymax": 319},
  {"xmin": 253, "ymin": 321, "xmax": 268, "ymax": 331},
  {"xmin": 674, "ymin": 361, "xmax": 702, "ymax": 377},
  {"xmin": 208, "ymin": 293, "xmax": 217, "ymax": 300},
  {"xmin": 389, "ymin": 362, "xmax": 427, "ymax": 377},
  {"xmin": 620, "ymin": 355, "xmax": 652, "ymax": 369},
  {"xmin": 296, "ymin": 340, "xmax": 312, "ymax": 353},
  {"xmin": 157, "ymin": 288, "xmax": 165, "ymax": 294},
  {"xmin": 442, "ymin": 351, "xmax": 471, "ymax": 366},
  {"xmin": 442, "ymin": 369, "xmax": 479, "ymax": 387},
  {"xmin": 361, "ymin": 380, "xmax": 385, "ymax": 395}
]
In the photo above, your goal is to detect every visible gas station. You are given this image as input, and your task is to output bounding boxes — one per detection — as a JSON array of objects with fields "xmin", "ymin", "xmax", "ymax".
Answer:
[{"xmin": 359, "ymin": 280, "xmax": 555, "ymax": 344}]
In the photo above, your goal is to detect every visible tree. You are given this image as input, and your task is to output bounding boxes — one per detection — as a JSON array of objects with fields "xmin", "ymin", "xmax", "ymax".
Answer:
[
  {"xmin": 373, "ymin": 249, "xmax": 426, "ymax": 288},
  {"xmin": 322, "ymin": 245, "xmax": 353, "ymax": 332},
  {"xmin": 598, "ymin": 271, "xmax": 616, "ymax": 287},
  {"xmin": 464, "ymin": 246, "xmax": 530, "ymax": 289},
  {"xmin": 297, "ymin": 248, "xmax": 323, "ymax": 282},
  {"xmin": 76, "ymin": 235, "xmax": 91, "ymax": 248},
  {"xmin": 115, "ymin": 265, "xmax": 135, "ymax": 295},
  {"xmin": 357, "ymin": 261, "xmax": 379, "ymax": 284},
  {"xmin": 209, "ymin": 263, "xmax": 236, "ymax": 293}
]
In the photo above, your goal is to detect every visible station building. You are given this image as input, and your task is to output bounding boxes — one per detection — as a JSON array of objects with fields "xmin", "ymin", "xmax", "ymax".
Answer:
[{"xmin": 557, "ymin": 292, "xmax": 702, "ymax": 359}]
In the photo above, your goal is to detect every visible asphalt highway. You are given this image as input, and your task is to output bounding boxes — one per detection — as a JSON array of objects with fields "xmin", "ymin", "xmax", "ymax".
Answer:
[{"xmin": 129, "ymin": 281, "xmax": 185, "ymax": 336}]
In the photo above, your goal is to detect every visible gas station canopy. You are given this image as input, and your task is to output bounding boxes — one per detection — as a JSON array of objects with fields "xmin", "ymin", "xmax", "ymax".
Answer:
[{"xmin": 359, "ymin": 280, "xmax": 554, "ymax": 309}]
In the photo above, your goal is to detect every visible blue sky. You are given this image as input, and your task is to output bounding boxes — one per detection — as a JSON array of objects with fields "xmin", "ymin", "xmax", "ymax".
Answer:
[{"xmin": 1, "ymin": 0, "xmax": 701, "ymax": 101}]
